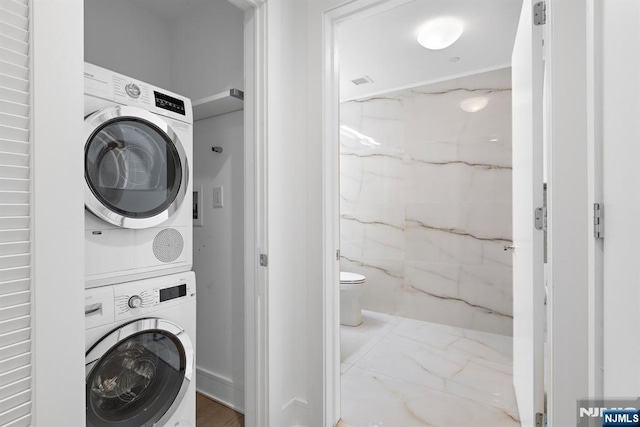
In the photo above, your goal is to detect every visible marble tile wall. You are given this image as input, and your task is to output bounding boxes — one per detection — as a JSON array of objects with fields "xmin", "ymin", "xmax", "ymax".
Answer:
[{"xmin": 340, "ymin": 68, "xmax": 513, "ymax": 335}]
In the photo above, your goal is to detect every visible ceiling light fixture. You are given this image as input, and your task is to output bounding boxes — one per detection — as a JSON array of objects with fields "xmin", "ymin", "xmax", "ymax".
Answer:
[
  {"xmin": 459, "ymin": 96, "xmax": 489, "ymax": 113},
  {"xmin": 417, "ymin": 17, "xmax": 464, "ymax": 50}
]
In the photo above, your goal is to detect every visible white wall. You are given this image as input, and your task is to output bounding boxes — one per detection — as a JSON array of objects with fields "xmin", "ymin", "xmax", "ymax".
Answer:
[
  {"xmin": 170, "ymin": 0, "xmax": 244, "ymax": 100},
  {"xmin": 84, "ymin": 0, "xmax": 172, "ymax": 88},
  {"xmin": 601, "ymin": 0, "xmax": 640, "ymax": 396},
  {"xmin": 547, "ymin": 0, "xmax": 590, "ymax": 425},
  {"xmin": 191, "ymin": 111, "xmax": 245, "ymax": 410},
  {"xmin": 305, "ymin": 0, "xmax": 345, "ymax": 424},
  {"xmin": 167, "ymin": 1, "xmax": 246, "ymax": 410},
  {"xmin": 32, "ymin": 0, "xmax": 85, "ymax": 424},
  {"xmin": 264, "ymin": 0, "xmax": 310, "ymax": 424}
]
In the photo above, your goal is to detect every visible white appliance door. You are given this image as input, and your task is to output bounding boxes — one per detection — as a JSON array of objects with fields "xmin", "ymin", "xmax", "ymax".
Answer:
[
  {"xmin": 85, "ymin": 319, "xmax": 193, "ymax": 427},
  {"xmin": 511, "ymin": 0, "xmax": 545, "ymax": 426},
  {"xmin": 84, "ymin": 106, "xmax": 189, "ymax": 229}
]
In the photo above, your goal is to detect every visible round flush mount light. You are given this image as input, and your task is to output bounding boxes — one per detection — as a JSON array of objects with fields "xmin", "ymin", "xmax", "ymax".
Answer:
[
  {"xmin": 459, "ymin": 96, "xmax": 489, "ymax": 113},
  {"xmin": 417, "ymin": 17, "xmax": 464, "ymax": 50}
]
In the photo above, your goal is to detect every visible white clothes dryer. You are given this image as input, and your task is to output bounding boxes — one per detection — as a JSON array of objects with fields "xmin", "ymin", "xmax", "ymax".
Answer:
[
  {"xmin": 84, "ymin": 63, "xmax": 193, "ymax": 288},
  {"xmin": 85, "ymin": 271, "xmax": 196, "ymax": 427}
]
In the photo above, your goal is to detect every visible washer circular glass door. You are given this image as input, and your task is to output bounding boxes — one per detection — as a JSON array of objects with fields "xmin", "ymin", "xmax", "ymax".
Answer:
[
  {"xmin": 85, "ymin": 319, "xmax": 193, "ymax": 427},
  {"xmin": 85, "ymin": 106, "xmax": 189, "ymax": 229}
]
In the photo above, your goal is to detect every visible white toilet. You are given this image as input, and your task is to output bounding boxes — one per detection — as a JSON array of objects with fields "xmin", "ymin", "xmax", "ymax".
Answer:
[{"xmin": 340, "ymin": 271, "xmax": 366, "ymax": 326}]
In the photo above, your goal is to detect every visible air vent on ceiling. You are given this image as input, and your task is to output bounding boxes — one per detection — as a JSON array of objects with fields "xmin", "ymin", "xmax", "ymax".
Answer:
[{"xmin": 351, "ymin": 75, "xmax": 374, "ymax": 86}]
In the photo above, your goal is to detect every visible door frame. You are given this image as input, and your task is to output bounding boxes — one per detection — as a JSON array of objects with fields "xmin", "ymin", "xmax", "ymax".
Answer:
[
  {"xmin": 320, "ymin": 1, "xmax": 418, "ymax": 423},
  {"xmin": 237, "ymin": 0, "xmax": 269, "ymax": 426},
  {"xmin": 318, "ymin": 0, "xmax": 592, "ymax": 425}
]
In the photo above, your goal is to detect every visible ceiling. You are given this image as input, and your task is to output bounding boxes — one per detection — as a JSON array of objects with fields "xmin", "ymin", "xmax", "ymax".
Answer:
[
  {"xmin": 339, "ymin": 0, "xmax": 523, "ymax": 101},
  {"xmin": 127, "ymin": 0, "xmax": 239, "ymax": 21}
]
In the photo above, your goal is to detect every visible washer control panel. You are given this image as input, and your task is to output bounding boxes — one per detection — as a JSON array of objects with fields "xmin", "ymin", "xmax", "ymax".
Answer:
[
  {"xmin": 110, "ymin": 272, "xmax": 196, "ymax": 320},
  {"xmin": 85, "ymin": 270, "xmax": 195, "ymax": 330},
  {"xmin": 114, "ymin": 281, "xmax": 193, "ymax": 317}
]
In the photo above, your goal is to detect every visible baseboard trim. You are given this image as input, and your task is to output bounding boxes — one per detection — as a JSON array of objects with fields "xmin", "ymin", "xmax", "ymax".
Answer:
[
  {"xmin": 282, "ymin": 397, "xmax": 309, "ymax": 426},
  {"xmin": 195, "ymin": 367, "xmax": 245, "ymax": 413}
]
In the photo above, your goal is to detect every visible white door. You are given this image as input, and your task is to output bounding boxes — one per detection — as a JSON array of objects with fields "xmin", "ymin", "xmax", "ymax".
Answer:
[{"xmin": 511, "ymin": 0, "xmax": 545, "ymax": 426}]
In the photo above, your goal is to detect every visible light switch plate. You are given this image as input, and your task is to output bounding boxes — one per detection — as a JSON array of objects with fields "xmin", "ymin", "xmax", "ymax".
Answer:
[{"xmin": 213, "ymin": 186, "xmax": 224, "ymax": 208}]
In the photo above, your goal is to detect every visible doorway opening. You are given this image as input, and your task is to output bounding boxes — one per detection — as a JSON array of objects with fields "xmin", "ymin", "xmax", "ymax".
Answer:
[
  {"xmin": 83, "ymin": 0, "xmax": 266, "ymax": 425},
  {"xmin": 327, "ymin": 0, "xmax": 545, "ymax": 425}
]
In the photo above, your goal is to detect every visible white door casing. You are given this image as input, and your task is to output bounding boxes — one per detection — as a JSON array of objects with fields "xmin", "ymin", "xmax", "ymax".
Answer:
[{"xmin": 511, "ymin": 0, "xmax": 545, "ymax": 426}]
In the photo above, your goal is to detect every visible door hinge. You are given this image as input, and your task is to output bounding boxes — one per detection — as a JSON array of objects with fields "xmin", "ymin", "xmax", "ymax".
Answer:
[
  {"xmin": 534, "ymin": 207, "xmax": 547, "ymax": 231},
  {"xmin": 336, "ymin": 249, "xmax": 340, "ymax": 261},
  {"xmin": 534, "ymin": 1, "xmax": 546, "ymax": 25},
  {"xmin": 260, "ymin": 253, "xmax": 268, "ymax": 267},
  {"xmin": 594, "ymin": 203, "xmax": 604, "ymax": 239},
  {"xmin": 536, "ymin": 412, "xmax": 545, "ymax": 427}
]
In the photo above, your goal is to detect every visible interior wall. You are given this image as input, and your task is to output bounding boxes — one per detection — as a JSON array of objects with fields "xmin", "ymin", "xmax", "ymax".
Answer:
[
  {"xmin": 84, "ymin": 0, "xmax": 247, "ymax": 410},
  {"xmin": 191, "ymin": 111, "xmax": 245, "ymax": 410},
  {"xmin": 601, "ymin": 0, "xmax": 640, "ymax": 396},
  {"xmin": 547, "ymin": 0, "xmax": 590, "ymax": 425},
  {"xmin": 84, "ymin": 0, "xmax": 172, "ymax": 88},
  {"xmin": 169, "ymin": 0, "xmax": 244, "ymax": 100},
  {"xmin": 168, "ymin": 0, "xmax": 246, "ymax": 410},
  {"xmin": 265, "ymin": 0, "xmax": 310, "ymax": 424},
  {"xmin": 339, "ymin": 68, "xmax": 514, "ymax": 336},
  {"xmin": 32, "ymin": 0, "xmax": 86, "ymax": 424}
]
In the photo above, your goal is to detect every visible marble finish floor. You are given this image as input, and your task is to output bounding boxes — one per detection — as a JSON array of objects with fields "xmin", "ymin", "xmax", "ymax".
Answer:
[{"xmin": 339, "ymin": 311, "xmax": 520, "ymax": 427}]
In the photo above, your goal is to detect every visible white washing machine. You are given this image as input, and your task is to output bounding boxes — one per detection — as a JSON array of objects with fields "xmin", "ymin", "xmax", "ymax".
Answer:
[
  {"xmin": 85, "ymin": 271, "xmax": 196, "ymax": 427},
  {"xmin": 84, "ymin": 63, "xmax": 193, "ymax": 288}
]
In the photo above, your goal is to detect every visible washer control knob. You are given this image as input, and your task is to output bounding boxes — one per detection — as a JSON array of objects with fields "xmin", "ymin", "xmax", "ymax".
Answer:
[{"xmin": 128, "ymin": 295, "xmax": 143, "ymax": 309}]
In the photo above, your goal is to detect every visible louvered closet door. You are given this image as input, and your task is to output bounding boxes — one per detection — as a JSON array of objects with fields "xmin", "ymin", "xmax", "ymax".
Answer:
[{"xmin": 0, "ymin": 0, "xmax": 32, "ymax": 426}]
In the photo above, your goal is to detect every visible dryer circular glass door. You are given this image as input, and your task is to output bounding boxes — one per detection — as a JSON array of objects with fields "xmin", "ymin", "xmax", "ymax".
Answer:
[
  {"xmin": 85, "ymin": 106, "xmax": 189, "ymax": 229},
  {"xmin": 85, "ymin": 318, "xmax": 193, "ymax": 427}
]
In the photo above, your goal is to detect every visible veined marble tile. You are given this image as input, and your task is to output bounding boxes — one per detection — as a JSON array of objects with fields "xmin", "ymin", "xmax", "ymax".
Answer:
[
  {"xmin": 471, "ymin": 308, "xmax": 514, "ymax": 336},
  {"xmin": 341, "ymin": 310, "xmax": 401, "ymax": 373},
  {"xmin": 340, "ymin": 154, "xmax": 405, "ymax": 204},
  {"xmin": 340, "ymin": 314, "xmax": 520, "ymax": 426},
  {"xmin": 403, "ymin": 261, "xmax": 512, "ymax": 335},
  {"xmin": 462, "ymin": 329, "xmax": 513, "ymax": 359},
  {"xmin": 341, "ymin": 204, "xmax": 405, "ymax": 261},
  {"xmin": 340, "ymin": 369, "xmax": 520, "ymax": 427},
  {"xmin": 458, "ymin": 91, "xmax": 512, "ymax": 142},
  {"xmin": 359, "ymin": 95, "xmax": 404, "ymax": 120},
  {"xmin": 340, "ymin": 68, "xmax": 514, "ymax": 337},
  {"xmin": 457, "ymin": 265, "xmax": 513, "ymax": 316},
  {"xmin": 391, "ymin": 317, "xmax": 465, "ymax": 350},
  {"xmin": 405, "ymin": 203, "xmax": 513, "ymax": 269},
  {"xmin": 404, "ymin": 161, "xmax": 513, "ymax": 203},
  {"xmin": 341, "ymin": 326, "xmax": 385, "ymax": 370},
  {"xmin": 405, "ymin": 202, "xmax": 512, "ymax": 242},
  {"xmin": 404, "ymin": 261, "xmax": 461, "ymax": 300},
  {"xmin": 401, "ymin": 286, "xmax": 476, "ymax": 331},
  {"xmin": 353, "ymin": 332, "xmax": 517, "ymax": 414},
  {"xmin": 455, "ymin": 136, "xmax": 512, "ymax": 169},
  {"xmin": 340, "ymin": 257, "xmax": 405, "ymax": 315},
  {"xmin": 340, "ymin": 100, "xmax": 364, "ymax": 130},
  {"xmin": 355, "ymin": 334, "xmax": 466, "ymax": 391},
  {"xmin": 404, "ymin": 223, "xmax": 512, "ymax": 269}
]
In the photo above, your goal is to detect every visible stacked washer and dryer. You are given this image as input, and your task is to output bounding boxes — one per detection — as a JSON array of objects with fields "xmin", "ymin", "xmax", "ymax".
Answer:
[{"xmin": 83, "ymin": 63, "xmax": 196, "ymax": 427}]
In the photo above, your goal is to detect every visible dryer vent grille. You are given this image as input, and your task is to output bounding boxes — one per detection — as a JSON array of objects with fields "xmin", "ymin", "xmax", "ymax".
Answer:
[{"xmin": 152, "ymin": 228, "xmax": 184, "ymax": 263}]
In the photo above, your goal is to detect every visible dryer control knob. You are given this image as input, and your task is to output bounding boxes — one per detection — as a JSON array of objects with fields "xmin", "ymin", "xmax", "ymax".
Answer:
[{"xmin": 128, "ymin": 295, "xmax": 143, "ymax": 309}]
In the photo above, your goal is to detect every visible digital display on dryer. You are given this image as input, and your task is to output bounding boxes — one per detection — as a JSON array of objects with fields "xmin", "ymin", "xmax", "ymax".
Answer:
[
  {"xmin": 154, "ymin": 91, "xmax": 186, "ymax": 115},
  {"xmin": 159, "ymin": 284, "xmax": 187, "ymax": 302}
]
